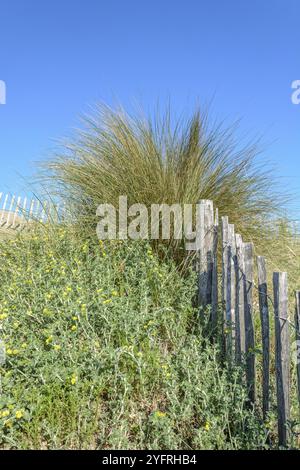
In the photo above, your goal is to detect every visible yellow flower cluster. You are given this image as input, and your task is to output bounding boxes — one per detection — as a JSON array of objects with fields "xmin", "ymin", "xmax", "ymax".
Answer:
[
  {"xmin": 203, "ymin": 421, "xmax": 210, "ymax": 431},
  {"xmin": 0, "ymin": 408, "xmax": 24, "ymax": 421},
  {"xmin": 6, "ymin": 348, "xmax": 19, "ymax": 356},
  {"xmin": 45, "ymin": 336, "xmax": 53, "ymax": 345},
  {"xmin": 69, "ymin": 373, "xmax": 78, "ymax": 385}
]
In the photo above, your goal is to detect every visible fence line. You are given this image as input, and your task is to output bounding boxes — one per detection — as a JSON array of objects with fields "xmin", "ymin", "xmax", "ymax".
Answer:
[
  {"xmin": 0, "ymin": 193, "xmax": 65, "ymax": 231},
  {"xmin": 197, "ymin": 199, "xmax": 300, "ymax": 448}
]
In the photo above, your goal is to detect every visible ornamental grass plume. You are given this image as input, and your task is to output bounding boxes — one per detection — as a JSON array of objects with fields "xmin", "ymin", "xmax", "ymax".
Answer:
[{"xmin": 43, "ymin": 103, "xmax": 292, "ymax": 269}]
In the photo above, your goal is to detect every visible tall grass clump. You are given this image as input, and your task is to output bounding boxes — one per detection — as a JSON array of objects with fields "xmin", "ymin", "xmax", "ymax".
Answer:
[{"xmin": 43, "ymin": 104, "xmax": 285, "ymax": 261}]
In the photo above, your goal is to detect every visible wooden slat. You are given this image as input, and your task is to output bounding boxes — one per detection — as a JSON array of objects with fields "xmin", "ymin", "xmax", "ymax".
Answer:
[
  {"xmin": 227, "ymin": 224, "xmax": 236, "ymax": 359},
  {"xmin": 0, "ymin": 193, "xmax": 8, "ymax": 226},
  {"xmin": 198, "ymin": 200, "xmax": 214, "ymax": 309},
  {"xmin": 273, "ymin": 272, "xmax": 290, "ymax": 447},
  {"xmin": 211, "ymin": 208, "xmax": 219, "ymax": 331},
  {"xmin": 40, "ymin": 200, "xmax": 47, "ymax": 222},
  {"xmin": 12, "ymin": 195, "xmax": 21, "ymax": 227},
  {"xmin": 244, "ymin": 242, "xmax": 255, "ymax": 405},
  {"xmin": 6, "ymin": 194, "xmax": 15, "ymax": 227},
  {"xmin": 257, "ymin": 256, "xmax": 270, "ymax": 420},
  {"xmin": 235, "ymin": 234, "xmax": 245, "ymax": 363},
  {"xmin": 222, "ymin": 216, "xmax": 230, "ymax": 356},
  {"xmin": 29, "ymin": 199, "xmax": 35, "ymax": 219},
  {"xmin": 295, "ymin": 291, "xmax": 300, "ymax": 410}
]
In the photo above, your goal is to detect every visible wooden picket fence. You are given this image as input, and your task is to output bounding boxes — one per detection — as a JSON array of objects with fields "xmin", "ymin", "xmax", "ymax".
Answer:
[
  {"xmin": 197, "ymin": 199, "xmax": 300, "ymax": 447},
  {"xmin": 0, "ymin": 192, "xmax": 64, "ymax": 231}
]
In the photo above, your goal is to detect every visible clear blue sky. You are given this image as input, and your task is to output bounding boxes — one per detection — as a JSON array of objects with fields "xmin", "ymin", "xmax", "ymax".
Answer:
[{"xmin": 0, "ymin": 0, "xmax": 299, "ymax": 217}]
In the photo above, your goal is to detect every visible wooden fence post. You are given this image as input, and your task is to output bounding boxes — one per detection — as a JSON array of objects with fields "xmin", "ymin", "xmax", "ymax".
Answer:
[
  {"xmin": 235, "ymin": 234, "xmax": 245, "ymax": 363},
  {"xmin": 221, "ymin": 216, "xmax": 229, "ymax": 313},
  {"xmin": 257, "ymin": 256, "xmax": 270, "ymax": 420},
  {"xmin": 228, "ymin": 224, "xmax": 236, "ymax": 360},
  {"xmin": 198, "ymin": 200, "xmax": 214, "ymax": 310},
  {"xmin": 244, "ymin": 242, "xmax": 255, "ymax": 405},
  {"xmin": 295, "ymin": 291, "xmax": 300, "ymax": 409},
  {"xmin": 273, "ymin": 272, "xmax": 290, "ymax": 447},
  {"xmin": 211, "ymin": 208, "xmax": 219, "ymax": 331},
  {"xmin": 222, "ymin": 217, "xmax": 233, "ymax": 357}
]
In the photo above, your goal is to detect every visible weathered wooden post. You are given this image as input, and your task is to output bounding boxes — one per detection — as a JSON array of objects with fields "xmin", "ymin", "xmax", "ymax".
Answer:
[
  {"xmin": 221, "ymin": 217, "xmax": 236, "ymax": 360},
  {"xmin": 222, "ymin": 217, "xmax": 231, "ymax": 356},
  {"xmin": 228, "ymin": 224, "xmax": 236, "ymax": 359},
  {"xmin": 295, "ymin": 291, "xmax": 300, "ymax": 409},
  {"xmin": 235, "ymin": 234, "xmax": 245, "ymax": 363},
  {"xmin": 257, "ymin": 256, "xmax": 270, "ymax": 420},
  {"xmin": 273, "ymin": 272, "xmax": 290, "ymax": 447},
  {"xmin": 197, "ymin": 200, "xmax": 214, "ymax": 309},
  {"xmin": 244, "ymin": 242, "xmax": 255, "ymax": 405},
  {"xmin": 222, "ymin": 216, "xmax": 229, "ymax": 315},
  {"xmin": 211, "ymin": 208, "xmax": 219, "ymax": 331}
]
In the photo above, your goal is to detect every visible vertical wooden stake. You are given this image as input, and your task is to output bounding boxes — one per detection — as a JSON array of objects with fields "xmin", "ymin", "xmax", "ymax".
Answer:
[
  {"xmin": 221, "ymin": 216, "xmax": 229, "ymax": 314},
  {"xmin": 244, "ymin": 242, "xmax": 255, "ymax": 405},
  {"xmin": 211, "ymin": 208, "xmax": 219, "ymax": 331},
  {"xmin": 257, "ymin": 256, "xmax": 270, "ymax": 420},
  {"xmin": 273, "ymin": 272, "xmax": 290, "ymax": 447},
  {"xmin": 235, "ymin": 234, "xmax": 245, "ymax": 363},
  {"xmin": 295, "ymin": 291, "xmax": 300, "ymax": 410},
  {"xmin": 222, "ymin": 217, "xmax": 231, "ymax": 357},
  {"xmin": 197, "ymin": 200, "xmax": 214, "ymax": 310},
  {"xmin": 228, "ymin": 224, "xmax": 236, "ymax": 360}
]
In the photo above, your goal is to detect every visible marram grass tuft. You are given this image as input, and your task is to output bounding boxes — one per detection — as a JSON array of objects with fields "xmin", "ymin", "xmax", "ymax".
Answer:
[{"xmin": 43, "ymin": 104, "xmax": 291, "ymax": 266}]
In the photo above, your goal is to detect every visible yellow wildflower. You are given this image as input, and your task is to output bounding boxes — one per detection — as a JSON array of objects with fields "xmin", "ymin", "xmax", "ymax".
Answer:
[
  {"xmin": 1, "ymin": 410, "xmax": 10, "ymax": 418},
  {"xmin": 53, "ymin": 344, "xmax": 61, "ymax": 351},
  {"xmin": 70, "ymin": 374, "xmax": 77, "ymax": 385},
  {"xmin": 204, "ymin": 421, "xmax": 210, "ymax": 431},
  {"xmin": 71, "ymin": 325, "xmax": 77, "ymax": 331},
  {"xmin": 154, "ymin": 411, "xmax": 166, "ymax": 418},
  {"xmin": 15, "ymin": 410, "xmax": 24, "ymax": 419},
  {"xmin": 0, "ymin": 313, "xmax": 8, "ymax": 321},
  {"xmin": 45, "ymin": 336, "xmax": 53, "ymax": 345}
]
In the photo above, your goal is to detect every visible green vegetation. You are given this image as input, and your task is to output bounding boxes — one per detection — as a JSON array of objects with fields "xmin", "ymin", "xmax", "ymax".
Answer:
[
  {"xmin": 44, "ymin": 104, "xmax": 299, "ymax": 292},
  {"xmin": 44, "ymin": 105, "xmax": 284, "ymax": 257},
  {"xmin": 0, "ymin": 226, "xmax": 266, "ymax": 449},
  {"xmin": 0, "ymin": 104, "xmax": 299, "ymax": 449}
]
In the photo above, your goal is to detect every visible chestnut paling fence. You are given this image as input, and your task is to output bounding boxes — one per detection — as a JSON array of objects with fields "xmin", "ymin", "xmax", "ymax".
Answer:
[
  {"xmin": 0, "ymin": 192, "xmax": 64, "ymax": 230},
  {"xmin": 196, "ymin": 199, "xmax": 300, "ymax": 447}
]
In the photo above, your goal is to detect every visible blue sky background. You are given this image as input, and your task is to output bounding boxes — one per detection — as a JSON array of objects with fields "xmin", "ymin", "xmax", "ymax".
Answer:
[{"xmin": 0, "ymin": 0, "xmax": 299, "ymax": 218}]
